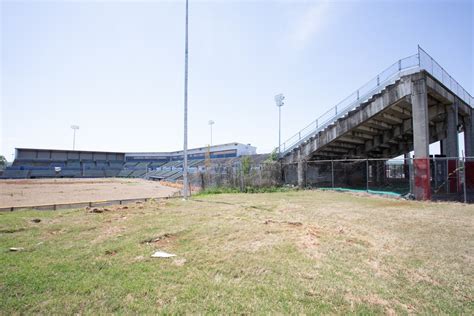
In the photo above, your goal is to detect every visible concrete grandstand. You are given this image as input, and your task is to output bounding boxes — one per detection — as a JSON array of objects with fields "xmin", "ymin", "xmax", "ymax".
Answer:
[
  {"xmin": 278, "ymin": 47, "xmax": 473, "ymax": 201},
  {"xmin": 2, "ymin": 143, "xmax": 257, "ymax": 181}
]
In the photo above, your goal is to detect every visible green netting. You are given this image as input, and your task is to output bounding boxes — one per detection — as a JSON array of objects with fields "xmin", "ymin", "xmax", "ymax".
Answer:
[{"xmin": 319, "ymin": 187, "xmax": 402, "ymax": 198}]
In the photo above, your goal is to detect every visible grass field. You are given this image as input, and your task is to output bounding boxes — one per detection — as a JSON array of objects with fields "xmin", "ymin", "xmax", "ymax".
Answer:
[{"xmin": 1, "ymin": 190, "xmax": 473, "ymax": 314}]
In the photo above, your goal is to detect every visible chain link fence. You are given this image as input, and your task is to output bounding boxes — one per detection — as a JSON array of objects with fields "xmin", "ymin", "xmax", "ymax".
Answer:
[
  {"xmin": 188, "ymin": 159, "xmax": 281, "ymax": 191},
  {"xmin": 282, "ymin": 157, "xmax": 473, "ymax": 203},
  {"xmin": 190, "ymin": 156, "xmax": 473, "ymax": 203},
  {"xmin": 299, "ymin": 159, "xmax": 410, "ymax": 194}
]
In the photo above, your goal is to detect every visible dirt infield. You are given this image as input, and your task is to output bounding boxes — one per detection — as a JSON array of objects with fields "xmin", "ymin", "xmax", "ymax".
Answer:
[{"xmin": 0, "ymin": 178, "xmax": 180, "ymax": 208}]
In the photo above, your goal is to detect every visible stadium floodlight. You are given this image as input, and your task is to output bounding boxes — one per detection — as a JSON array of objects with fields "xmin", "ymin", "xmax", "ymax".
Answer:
[
  {"xmin": 182, "ymin": 0, "xmax": 190, "ymax": 200},
  {"xmin": 274, "ymin": 93, "xmax": 285, "ymax": 154},
  {"xmin": 71, "ymin": 125, "xmax": 80, "ymax": 150},
  {"xmin": 208, "ymin": 120, "xmax": 215, "ymax": 146}
]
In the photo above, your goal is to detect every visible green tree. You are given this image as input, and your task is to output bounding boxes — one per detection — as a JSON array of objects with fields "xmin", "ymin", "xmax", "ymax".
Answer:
[
  {"xmin": 0, "ymin": 155, "xmax": 7, "ymax": 170},
  {"xmin": 267, "ymin": 149, "xmax": 278, "ymax": 162},
  {"xmin": 241, "ymin": 156, "xmax": 251, "ymax": 176}
]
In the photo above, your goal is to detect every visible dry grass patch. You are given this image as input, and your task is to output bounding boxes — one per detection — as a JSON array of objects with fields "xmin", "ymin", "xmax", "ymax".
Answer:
[{"xmin": 0, "ymin": 190, "xmax": 472, "ymax": 314}]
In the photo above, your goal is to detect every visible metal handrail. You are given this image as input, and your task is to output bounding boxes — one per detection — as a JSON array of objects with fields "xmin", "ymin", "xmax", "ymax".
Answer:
[
  {"xmin": 418, "ymin": 46, "xmax": 474, "ymax": 107},
  {"xmin": 278, "ymin": 47, "xmax": 473, "ymax": 156}
]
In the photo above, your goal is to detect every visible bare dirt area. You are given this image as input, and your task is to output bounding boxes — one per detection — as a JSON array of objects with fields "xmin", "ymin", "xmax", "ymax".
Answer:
[{"xmin": 0, "ymin": 178, "xmax": 179, "ymax": 208}]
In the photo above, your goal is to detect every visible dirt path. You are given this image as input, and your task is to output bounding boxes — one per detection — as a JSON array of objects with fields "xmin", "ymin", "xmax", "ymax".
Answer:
[{"xmin": 0, "ymin": 178, "xmax": 179, "ymax": 208}]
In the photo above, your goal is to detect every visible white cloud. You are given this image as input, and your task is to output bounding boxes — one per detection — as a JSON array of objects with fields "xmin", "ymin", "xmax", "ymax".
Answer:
[{"xmin": 292, "ymin": 1, "xmax": 330, "ymax": 48}]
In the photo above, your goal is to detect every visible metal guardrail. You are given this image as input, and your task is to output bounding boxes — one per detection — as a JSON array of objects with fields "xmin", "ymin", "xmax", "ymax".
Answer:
[
  {"xmin": 418, "ymin": 46, "xmax": 474, "ymax": 107},
  {"xmin": 278, "ymin": 46, "xmax": 474, "ymax": 156}
]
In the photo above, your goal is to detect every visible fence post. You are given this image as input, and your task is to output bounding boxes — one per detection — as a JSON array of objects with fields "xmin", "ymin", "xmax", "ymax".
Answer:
[
  {"xmin": 463, "ymin": 156, "xmax": 467, "ymax": 203},
  {"xmin": 398, "ymin": 59, "xmax": 401, "ymax": 71},
  {"xmin": 377, "ymin": 76, "xmax": 380, "ymax": 86},
  {"xmin": 331, "ymin": 160, "xmax": 334, "ymax": 188},
  {"xmin": 366, "ymin": 159, "xmax": 369, "ymax": 192},
  {"xmin": 240, "ymin": 165, "xmax": 244, "ymax": 192},
  {"xmin": 445, "ymin": 157, "xmax": 449, "ymax": 193}
]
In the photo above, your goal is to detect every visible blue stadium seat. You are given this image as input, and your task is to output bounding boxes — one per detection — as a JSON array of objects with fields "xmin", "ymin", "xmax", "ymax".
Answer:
[
  {"xmin": 105, "ymin": 169, "xmax": 120, "ymax": 177},
  {"xmin": 30, "ymin": 169, "xmax": 57, "ymax": 178},
  {"xmin": 1, "ymin": 169, "xmax": 30, "ymax": 179}
]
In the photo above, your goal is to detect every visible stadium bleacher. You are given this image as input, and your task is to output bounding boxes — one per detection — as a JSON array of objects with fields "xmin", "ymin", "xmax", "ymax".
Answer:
[
  {"xmin": 96, "ymin": 162, "xmax": 108, "ymax": 169},
  {"xmin": 67, "ymin": 161, "xmax": 81, "ymax": 168},
  {"xmin": 167, "ymin": 171, "xmax": 183, "ymax": 181},
  {"xmin": 135, "ymin": 162, "xmax": 149, "ymax": 169},
  {"xmin": 3, "ymin": 156, "xmax": 210, "ymax": 182},
  {"xmin": 2, "ymin": 169, "xmax": 30, "ymax": 179},
  {"xmin": 159, "ymin": 161, "xmax": 176, "ymax": 168},
  {"xmin": 117, "ymin": 169, "xmax": 134, "ymax": 177},
  {"xmin": 123, "ymin": 162, "xmax": 138, "ymax": 168},
  {"xmin": 50, "ymin": 162, "xmax": 66, "ymax": 168},
  {"xmin": 30, "ymin": 170, "xmax": 57, "ymax": 178},
  {"xmin": 82, "ymin": 162, "xmax": 96, "ymax": 169},
  {"xmin": 60, "ymin": 169, "xmax": 82, "ymax": 177},
  {"xmin": 189, "ymin": 159, "xmax": 204, "ymax": 167},
  {"xmin": 149, "ymin": 161, "xmax": 167, "ymax": 169},
  {"xmin": 104, "ymin": 169, "xmax": 120, "ymax": 177},
  {"xmin": 83, "ymin": 169, "xmax": 105, "ymax": 177},
  {"xmin": 130, "ymin": 169, "xmax": 147, "ymax": 177},
  {"xmin": 109, "ymin": 161, "xmax": 124, "ymax": 169},
  {"xmin": 3, "ymin": 145, "xmax": 250, "ymax": 181}
]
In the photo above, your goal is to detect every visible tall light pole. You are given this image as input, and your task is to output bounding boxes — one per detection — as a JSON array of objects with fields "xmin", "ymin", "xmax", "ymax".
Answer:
[
  {"xmin": 182, "ymin": 0, "xmax": 189, "ymax": 199},
  {"xmin": 208, "ymin": 120, "xmax": 214, "ymax": 146},
  {"xmin": 71, "ymin": 125, "xmax": 80, "ymax": 150},
  {"xmin": 274, "ymin": 94, "xmax": 285, "ymax": 154}
]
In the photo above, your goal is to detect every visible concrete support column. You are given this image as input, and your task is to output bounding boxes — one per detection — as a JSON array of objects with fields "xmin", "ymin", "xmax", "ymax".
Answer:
[
  {"xmin": 464, "ymin": 112, "xmax": 474, "ymax": 190},
  {"xmin": 464, "ymin": 111, "xmax": 474, "ymax": 157},
  {"xmin": 297, "ymin": 151, "xmax": 306, "ymax": 188},
  {"xmin": 446, "ymin": 102, "xmax": 460, "ymax": 193},
  {"xmin": 411, "ymin": 78, "xmax": 431, "ymax": 200},
  {"xmin": 446, "ymin": 102, "xmax": 459, "ymax": 157}
]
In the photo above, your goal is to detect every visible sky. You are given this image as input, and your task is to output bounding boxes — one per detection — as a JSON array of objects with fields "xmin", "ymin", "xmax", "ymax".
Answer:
[{"xmin": 1, "ymin": 0, "xmax": 473, "ymax": 161}]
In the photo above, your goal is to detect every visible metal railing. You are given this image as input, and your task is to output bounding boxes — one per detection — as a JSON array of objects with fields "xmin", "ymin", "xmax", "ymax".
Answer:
[
  {"xmin": 418, "ymin": 46, "xmax": 474, "ymax": 107},
  {"xmin": 278, "ymin": 47, "xmax": 473, "ymax": 156}
]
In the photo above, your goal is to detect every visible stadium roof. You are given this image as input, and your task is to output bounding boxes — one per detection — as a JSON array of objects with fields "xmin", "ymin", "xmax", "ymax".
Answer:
[{"xmin": 15, "ymin": 148, "xmax": 126, "ymax": 154}]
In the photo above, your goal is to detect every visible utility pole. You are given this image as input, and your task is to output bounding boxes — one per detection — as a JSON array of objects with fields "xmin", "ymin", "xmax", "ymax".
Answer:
[{"xmin": 182, "ymin": 0, "xmax": 189, "ymax": 199}]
